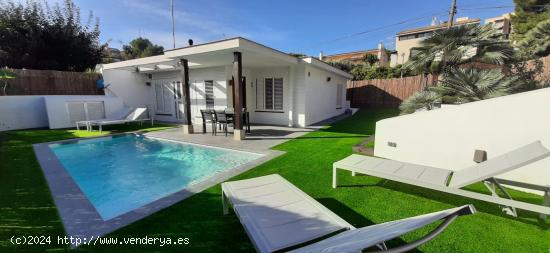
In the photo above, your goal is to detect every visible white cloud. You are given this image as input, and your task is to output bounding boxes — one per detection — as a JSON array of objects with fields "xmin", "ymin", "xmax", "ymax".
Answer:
[
  {"xmin": 108, "ymin": 29, "xmax": 208, "ymax": 50},
  {"xmin": 118, "ymin": 0, "xmax": 287, "ymax": 44},
  {"xmin": 119, "ymin": 0, "xmax": 247, "ymax": 39}
]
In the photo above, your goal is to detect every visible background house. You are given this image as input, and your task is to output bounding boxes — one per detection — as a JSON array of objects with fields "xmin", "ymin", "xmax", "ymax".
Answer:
[
  {"xmin": 485, "ymin": 13, "xmax": 513, "ymax": 39},
  {"xmin": 321, "ymin": 43, "xmax": 390, "ymax": 66},
  {"xmin": 389, "ymin": 13, "xmax": 513, "ymax": 67},
  {"xmin": 390, "ymin": 17, "xmax": 481, "ymax": 66},
  {"xmin": 99, "ymin": 37, "xmax": 352, "ymax": 128}
]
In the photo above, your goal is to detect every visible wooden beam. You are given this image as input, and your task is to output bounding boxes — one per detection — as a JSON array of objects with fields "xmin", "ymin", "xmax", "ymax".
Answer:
[
  {"xmin": 233, "ymin": 52, "xmax": 244, "ymax": 140},
  {"xmin": 180, "ymin": 59, "xmax": 193, "ymax": 134}
]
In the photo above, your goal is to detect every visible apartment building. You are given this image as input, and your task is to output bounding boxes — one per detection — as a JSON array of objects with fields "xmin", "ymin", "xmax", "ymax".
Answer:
[{"xmin": 390, "ymin": 17, "xmax": 481, "ymax": 66}]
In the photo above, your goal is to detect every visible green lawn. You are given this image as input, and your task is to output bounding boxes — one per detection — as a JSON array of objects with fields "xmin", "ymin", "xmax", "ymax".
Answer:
[{"xmin": 1, "ymin": 110, "xmax": 549, "ymax": 252}]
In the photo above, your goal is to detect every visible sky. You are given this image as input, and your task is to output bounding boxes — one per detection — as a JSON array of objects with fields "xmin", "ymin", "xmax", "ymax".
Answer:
[{"xmin": 38, "ymin": 0, "xmax": 515, "ymax": 56}]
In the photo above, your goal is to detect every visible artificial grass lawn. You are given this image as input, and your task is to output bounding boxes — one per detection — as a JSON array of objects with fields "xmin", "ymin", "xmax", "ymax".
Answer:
[
  {"xmin": 1, "ymin": 110, "xmax": 549, "ymax": 252},
  {"xmin": 0, "ymin": 123, "xmax": 175, "ymax": 252}
]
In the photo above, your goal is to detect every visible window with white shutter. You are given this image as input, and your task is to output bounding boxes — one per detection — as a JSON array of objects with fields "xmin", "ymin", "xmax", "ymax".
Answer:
[
  {"xmin": 265, "ymin": 78, "xmax": 273, "ymax": 110},
  {"xmin": 261, "ymin": 77, "xmax": 283, "ymax": 111},
  {"xmin": 205, "ymin": 80, "xmax": 214, "ymax": 109},
  {"xmin": 273, "ymin": 78, "xmax": 283, "ymax": 110}
]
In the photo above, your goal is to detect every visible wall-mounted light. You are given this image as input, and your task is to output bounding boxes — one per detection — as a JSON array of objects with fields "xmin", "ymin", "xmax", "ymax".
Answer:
[
  {"xmin": 147, "ymin": 74, "xmax": 153, "ymax": 79},
  {"xmin": 326, "ymin": 77, "xmax": 331, "ymax": 82}
]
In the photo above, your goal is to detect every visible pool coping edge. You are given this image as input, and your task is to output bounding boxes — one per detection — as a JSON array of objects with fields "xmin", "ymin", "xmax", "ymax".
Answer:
[{"xmin": 32, "ymin": 133, "xmax": 284, "ymax": 248}]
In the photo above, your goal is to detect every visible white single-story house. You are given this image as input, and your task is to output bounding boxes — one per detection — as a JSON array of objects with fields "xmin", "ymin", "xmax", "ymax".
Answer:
[{"xmin": 98, "ymin": 37, "xmax": 352, "ymax": 135}]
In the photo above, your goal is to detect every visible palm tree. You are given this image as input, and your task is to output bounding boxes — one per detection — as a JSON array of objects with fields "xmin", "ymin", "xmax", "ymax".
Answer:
[
  {"xmin": 398, "ymin": 90, "xmax": 440, "ymax": 115},
  {"xmin": 404, "ymin": 24, "xmax": 514, "ymax": 74},
  {"xmin": 519, "ymin": 19, "xmax": 550, "ymax": 58},
  {"xmin": 429, "ymin": 68, "xmax": 521, "ymax": 103}
]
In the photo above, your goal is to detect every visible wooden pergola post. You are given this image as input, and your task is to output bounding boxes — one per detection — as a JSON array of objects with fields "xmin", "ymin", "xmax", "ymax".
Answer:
[
  {"xmin": 180, "ymin": 58, "xmax": 193, "ymax": 134},
  {"xmin": 233, "ymin": 52, "xmax": 244, "ymax": 140}
]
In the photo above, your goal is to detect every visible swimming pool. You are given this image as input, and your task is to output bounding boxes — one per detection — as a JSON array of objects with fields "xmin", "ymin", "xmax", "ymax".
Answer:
[{"xmin": 48, "ymin": 134, "xmax": 263, "ymax": 220}]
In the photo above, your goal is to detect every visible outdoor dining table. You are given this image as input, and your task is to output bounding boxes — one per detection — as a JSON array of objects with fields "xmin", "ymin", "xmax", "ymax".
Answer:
[{"xmin": 226, "ymin": 111, "xmax": 251, "ymax": 133}]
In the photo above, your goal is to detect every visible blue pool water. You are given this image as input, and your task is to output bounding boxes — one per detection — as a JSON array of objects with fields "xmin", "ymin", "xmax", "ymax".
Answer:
[{"xmin": 49, "ymin": 134, "xmax": 262, "ymax": 220}]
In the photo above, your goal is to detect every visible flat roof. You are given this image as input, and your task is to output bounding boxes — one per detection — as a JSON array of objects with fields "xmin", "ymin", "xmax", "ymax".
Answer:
[
  {"xmin": 101, "ymin": 37, "xmax": 352, "ymax": 79},
  {"xmin": 324, "ymin": 49, "xmax": 379, "ymax": 58},
  {"xmin": 397, "ymin": 18, "xmax": 480, "ymax": 36}
]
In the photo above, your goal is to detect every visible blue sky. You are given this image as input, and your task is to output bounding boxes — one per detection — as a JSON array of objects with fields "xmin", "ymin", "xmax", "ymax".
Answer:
[{"xmin": 50, "ymin": 0, "xmax": 514, "ymax": 55}]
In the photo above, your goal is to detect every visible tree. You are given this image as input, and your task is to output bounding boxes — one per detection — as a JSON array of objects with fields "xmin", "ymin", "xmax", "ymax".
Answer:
[
  {"xmin": 399, "ymin": 68, "xmax": 522, "ymax": 114},
  {"xmin": 328, "ymin": 61, "xmax": 411, "ymax": 80},
  {"xmin": 0, "ymin": 0, "xmax": 104, "ymax": 71},
  {"xmin": 404, "ymin": 24, "xmax": 514, "ymax": 75},
  {"xmin": 398, "ymin": 91, "xmax": 440, "ymax": 115},
  {"xmin": 511, "ymin": 0, "xmax": 550, "ymax": 41},
  {"xmin": 519, "ymin": 19, "xmax": 550, "ymax": 57},
  {"xmin": 122, "ymin": 38, "xmax": 164, "ymax": 60},
  {"xmin": 0, "ymin": 67, "xmax": 16, "ymax": 95},
  {"xmin": 365, "ymin": 54, "xmax": 379, "ymax": 65},
  {"xmin": 288, "ymin": 52, "xmax": 307, "ymax": 58},
  {"xmin": 429, "ymin": 68, "xmax": 522, "ymax": 103}
]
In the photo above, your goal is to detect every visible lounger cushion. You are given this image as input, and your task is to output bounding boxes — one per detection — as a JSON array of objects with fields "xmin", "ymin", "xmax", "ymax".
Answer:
[
  {"xmin": 449, "ymin": 141, "xmax": 550, "ymax": 188},
  {"xmin": 110, "ymin": 107, "xmax": 132, "ymax": 120},
  {"xmin": 125, "ymin": 107, "xmax": 147, "ymax": 120},
  {"xmin": 335, "ymin": 155, "xmax": 452, "ymax": 186},
  {"xmin": 222, "ymin": 174, "xmax": 352, "ymax": 253}
]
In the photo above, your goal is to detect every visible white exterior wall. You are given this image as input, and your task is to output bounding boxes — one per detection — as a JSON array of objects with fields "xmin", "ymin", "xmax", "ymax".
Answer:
[
  {"xmin": 292, "ymin": 64, "xmax": 307, "ymax": 127},
  {"xmin": 303, "ymin": 66, "xmax": 347, "ymax": 125},
  {"xmin": 0, "ymin": 96, "xmax": 48, "ymax": 131},
  {"xmin": 248, "ymin": 66, "xmax": 293, "ymax": 126},
  {"xmin": 102, "ymin": 69, "xmax": 152, "ymax": 108},
  {"xmin": 374, "ymin": 88, "xmax": 550, "ymax": 193},
  {"xmin": 101, "ymin": 63, "xmax": 349, "ymax": 128},
  {"xmin": 190, "ymin": 67, "xmax": 229, "ymax": 124},
  {"xmin": 44, "ymin": 96, "xmax": 124, "ymax": 129}
]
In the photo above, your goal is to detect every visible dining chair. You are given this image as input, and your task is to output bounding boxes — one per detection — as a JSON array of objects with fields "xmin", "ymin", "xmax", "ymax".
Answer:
[
  {"xmin": 200, "ymin": 109, "xmax": 216, "ymax": 135},
  {"xmin": 214, "ymin": 110, "xmax": 233, "ymax": 136}
]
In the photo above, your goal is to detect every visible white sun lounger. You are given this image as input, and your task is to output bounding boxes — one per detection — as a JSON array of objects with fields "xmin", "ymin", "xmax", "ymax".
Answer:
[
  {"xmin": 222, "ymin": 174, "xmax": 475, "ymax": 253},
  {"xmin": 333, "ymin": 141, "xmax": 550, "ymax": 219},
  {"xmin": 79, "ymin": 107, "xmax": 153, "ymax": 132}
]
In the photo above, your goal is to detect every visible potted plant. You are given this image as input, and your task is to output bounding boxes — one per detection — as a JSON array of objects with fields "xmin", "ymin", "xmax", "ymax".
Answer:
[{"xmin": 0, "ymin": 67, "xmax": 16, "ymax": 95}]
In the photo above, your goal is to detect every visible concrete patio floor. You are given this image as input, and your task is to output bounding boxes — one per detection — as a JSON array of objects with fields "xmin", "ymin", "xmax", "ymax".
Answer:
[{"xmin": 144, "ymin": 124, "xmax": 315, "ymax": 153}]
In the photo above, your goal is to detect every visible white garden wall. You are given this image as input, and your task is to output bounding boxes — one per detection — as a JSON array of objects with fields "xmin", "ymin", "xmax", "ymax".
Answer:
[
  {"xmin": 0, "ymin": 95, "xmax": 124, "ymax": 131},
  {"xmin": 374, "ymin": 87, "xmax": 550, "ymax": 193},
  {"xmin": 0, "ymin": 96, "xmax": 48, "ymax": 131},
  {"xmin": 44, "ymin": 96, "xmax": 124, "ymax": 129}
]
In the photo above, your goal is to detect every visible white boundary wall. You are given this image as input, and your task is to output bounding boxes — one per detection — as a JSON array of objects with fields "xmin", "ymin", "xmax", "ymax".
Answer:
[
  {"xmin": 44, "ymin": 96, "xmax": 124, "ymax": 129},
  {"xmin": 374, "ymin": 88, "xmax": 550, "ymax": 193},
  {"xmin": 0, "ymin": 95, "xmax": 124, "ymax": 131},
  {"xmin": 0, "ymin": 96, "xmax": 49, "ymax": 131}
]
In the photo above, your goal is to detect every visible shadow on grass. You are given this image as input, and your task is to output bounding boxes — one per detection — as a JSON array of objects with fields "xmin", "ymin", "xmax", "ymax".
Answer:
[
  {"xmin": 338, "ymin": 174, "xmax": 549, "ymax": 228},
  {"xmin": 318, "ymin": 109, "xmax": 400, "ymax": 136},
  {"xmin": 317, "ymin": 198, "xmax": 423, "ymax": 253},
  {"xmin": 246, "ymin": 135, "xmax": 369, "ymax": 141}
]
